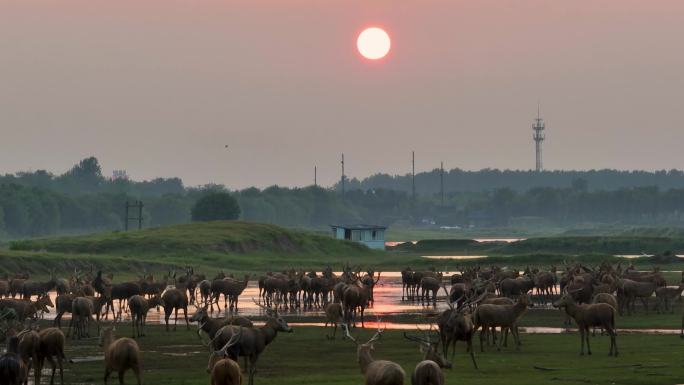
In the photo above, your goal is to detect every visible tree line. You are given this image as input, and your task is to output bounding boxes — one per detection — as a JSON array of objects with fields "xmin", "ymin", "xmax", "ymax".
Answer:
[
  {"xmin": 2, "ymin": 157, "xmax": 684, "ymax": 238},
  {"xmin": 339, "ymin": 168, "xmax": 684, "ymax": 194}
]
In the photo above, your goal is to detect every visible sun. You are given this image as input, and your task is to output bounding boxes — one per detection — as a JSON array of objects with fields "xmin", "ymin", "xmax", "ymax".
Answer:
[{"xmin": 357, "ymin": 27, "xmax": 391, "ymax": 60}]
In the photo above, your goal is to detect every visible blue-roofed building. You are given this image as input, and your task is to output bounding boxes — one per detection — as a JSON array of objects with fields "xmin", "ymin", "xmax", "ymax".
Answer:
[{"xmin": 330, "ymin": 224, "xmax": 387, "ymax": 250}]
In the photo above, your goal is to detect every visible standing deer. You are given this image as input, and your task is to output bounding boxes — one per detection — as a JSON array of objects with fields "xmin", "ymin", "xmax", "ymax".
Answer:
[
  {"xmin": 360, "ymin": 271, "xmax": 382, "ymax": 305},
  {"xmin": 553, "ymin": 292, "xmax": 618, "ymax": 356},
  {"xmin": 655, "ymin": 284, "xmax": 684, "ymax": 314},
  {"xmin": 128, "ymin": 294, "xmax": 162, "ymax": 338},
  {"xmin": 20, "ymin": 273, "xmax": 57, "ymax": 300},
  {"xmin": 16, "ymin": 327, "xmax": 40, "ymax": 385},
  {"xmin": 436, "ymin": 289, "xmax": 481, "ymax": 369},
  {"xmin": 343, "ymin": 323, "xmax": 405, "ymax": 385},
  {"xmin": 0, "ymin": 297, "xmax": 53, "ymax": 322},
  {"xmin": 210, "ymin": 300, "xmax": 293, "ymax": 385},
  {"xmin": 69, "ymin": 297, "xmax": 95, "ymax": 339},
  {"xmin": 37, "ymin": 327, "xmax": 66, "ymax": 385},
  {"xmin": 99, "ymin": 326, "xmax": 142, "ymax": 385},
  {"xmin": 473, "ymin": 294, "xmax": 531, "ymax": 352},
  {"xmin": 420, "ymin": 275, "xmax": 442, "ymax": 306},
  {"xmin": 211, "ymin": 276, "xmax": 250, "ymax": 312},
  {"xmin": 161, "ymin": 285, "xmax": 189, "ymax": 332},
  {"xmin": 323, "ymin": 302, "xmax": 344, "ymax": 339},
  {"xmin": 199, "ymin": 280, "xmax": 212, "ymax": 307}
]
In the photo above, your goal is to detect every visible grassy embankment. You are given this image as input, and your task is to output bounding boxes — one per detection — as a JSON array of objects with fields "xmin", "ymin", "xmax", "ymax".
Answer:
[
  {"xmin": 7, "ymin": 221, "xmax": 684, "ymax": 277},
  {"xmin": 6, "ymin": 221, "xmax": 390, "ymax": 277},
  {"xmin": 51, "ymin": 323, "xmax": 684, "ymax": 385},
  {"xmin": 390, "ymin": 236, "xmax": 684, "ymax": 271}
]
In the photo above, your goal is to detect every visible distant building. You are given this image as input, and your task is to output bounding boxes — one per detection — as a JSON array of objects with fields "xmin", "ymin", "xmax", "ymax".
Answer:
[
  {"xmin": 330, "ymin": 224, "xmax": 387, "ymax": 250},
  {"xmin": 112, "ymin": 170, "xmax": 129, "ymax": 181}
]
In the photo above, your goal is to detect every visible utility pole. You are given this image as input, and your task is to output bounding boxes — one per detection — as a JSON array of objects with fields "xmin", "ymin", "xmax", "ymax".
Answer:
[
  {"xmin": 440, "ymin": 161, "xmax": 444, "ymax": 206},
  {"xmin": 314, "ymin": 166, "xmax": 317, "ymax": 187},
  {"xmin": 341, "ymin": 153, "xmax": 345, "ymax": 199},
  {"xmin": 124, "ymin": 200, "xmax": 143, "ymax": 231},
  {"xmin": 412, "ymin": 151, "xmax": 416, "ymax": 200}
]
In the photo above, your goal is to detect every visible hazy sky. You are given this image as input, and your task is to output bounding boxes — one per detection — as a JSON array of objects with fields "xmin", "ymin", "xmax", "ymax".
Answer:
[{"xmin": 2, "ymin": 1, "xmax": 683, "ymax": 188}]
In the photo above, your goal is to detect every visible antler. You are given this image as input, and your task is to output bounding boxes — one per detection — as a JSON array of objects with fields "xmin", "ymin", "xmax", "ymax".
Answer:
[
  {"xmin": 252, "ymin": 298, "xmax": 275, "ymax": 316},
  {"xmin": 342, "ymin": 323, "xmax": 358, "ymax": 345},
  {"xmin": 214, "ymin": 327, "xmax": 242, "ymax": 357},
  {"xmin": 366, "ymin": 318, "xmax": 385, "ymax": 344},
  {"xmin": 403, "ymin": 332, "xmax": 429, "ymax": 346}
]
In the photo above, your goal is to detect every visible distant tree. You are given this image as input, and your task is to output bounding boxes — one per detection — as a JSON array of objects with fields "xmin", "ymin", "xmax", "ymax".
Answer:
[
  {"xmin": 191, "ymin": 192, "xmax": 241, "ymax": 221},
  {"xmin": 571, "ymin": 177, "xmax": 589, "ymax": 192},
  {"xmin": 149, "ymin": 194, "xmax": 191, "ymax": 226},
  {"xmin": 59, "ymin": 156, "xmax": 104, "ymax": 193}
]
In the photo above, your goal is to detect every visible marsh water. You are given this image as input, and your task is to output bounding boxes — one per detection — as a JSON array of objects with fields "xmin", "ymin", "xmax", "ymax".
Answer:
[{"xmin": 37, "ymin": 272, "xmax": 682, "ymax": 335}]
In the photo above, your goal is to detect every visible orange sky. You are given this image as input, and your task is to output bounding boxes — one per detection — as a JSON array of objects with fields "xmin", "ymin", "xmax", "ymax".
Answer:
[{"xmin": 1, "ymin": 1, "xmax": 684, "ymax": 187}]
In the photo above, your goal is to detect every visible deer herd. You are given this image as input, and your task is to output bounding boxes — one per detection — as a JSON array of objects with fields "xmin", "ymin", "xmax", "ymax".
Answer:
[{"xmin": 0, "ymin": 261, "xmax": 681, "ymax": 385}]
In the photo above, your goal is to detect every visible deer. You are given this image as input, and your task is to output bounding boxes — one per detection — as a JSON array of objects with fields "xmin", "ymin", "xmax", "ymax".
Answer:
[
  {"xmin": 0, "ymin": 279, "xmax": 11, "ymax": 299},
  {"xmin": 128, "ymin": 294, "xmax": 162, "ymax": 338},
  {"xmin": 0, "ymin": 336, "xmax": 27, "ymax": 385},
  {"xmin": 206, "ymin": 327, "xmax": 243, "ymax": 385},
  {"xmin": 343, "ymin": 323, "xmax": 406, "ymax": 385},
  {"xmin": 323, "ymin": 302, "xmax": 344, "ymax": 339},
  {"xmin": 618, "ymin": 279, "xmax": 656, "ymax": 315},
  {"xmin": 403, "ymin": 329, "xmax": 451, "ymax": 385},
  {"xmin": 190, "ymin": 305, "xmax": 253, "ymax": 343},
  {"xmin": 533, "ymin": 269, "xmax": 557, "ymax": 303},
  {"xmin": 473, "ymin": 294, "xmax": 531, "ymax": 352},
  {"xmin": 436, "ymin": 290, "xmax": 481, "ymax": 369},
  {"xmin": 360, "ymin": 271, "xmax": 382, "ymax": 305},
  {"xmin": 20, "ymin": 272, "xmax": 57, "ymax": 300},
  {"xmin": 69, "ymin": 297, "xmax": 95, "ymax": 339},
  {"xmin": 99, "ymin": 326, "xmax": 142, "ymax": 385},
  {"xmin": 420, "ymin": 275, "xmax": 442, "ymax": 306},
  {"xmin": 553, "ymin": 292, "xmax": 618, "ymax": 356},
  {"xmin": 161, "ymin": 284, "xmax": 189, "ymax": 332},
  {"xmin": 0, "ymin": 296, "xmax": 53, "ymax": 322},
  {"xmin": 654, "ymin": 283, "xmax": 684, "ymax": 314},
  {"xmin": 37, "ymin": 327, "xmax": 66, "ymax": 385},
  {"xmin": 591, "ymin": 293, "xmax": 618, "ymax": 336},
  {"xmin": 499, "ymin": 276, "xmax": 534, "ymax": 298},
  {"xmin": 342, "ymin": 279, "xmax": 372, "ymax": 328},
  {"xmin": 210, "ymin": 300, "xmax": 293, "ymax": 385},
  {"xmin": 199, "ymin": 279, "xmax": 212, "ymax": 307},
  {"xmin": 479, "ymin": 293, "xmax": 515, "ymax": 347},
  {"xmin": 16, "ymin": 326, "xmax": 40, "ymax": 385},
  {"xmin": 211, "ymin": 275, "xmax": 250, "ymax": 312}
]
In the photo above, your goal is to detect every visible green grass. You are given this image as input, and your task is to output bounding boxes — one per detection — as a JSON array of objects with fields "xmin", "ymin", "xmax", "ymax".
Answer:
[
  {"xmin": 7, "ymin": 222, "xmax": 684, "ymax": 276},
  {"xmin": 10, "ymin": 221, "xmax": 372, "ymax": 257},
  {"xmin": 7, "ymin": 221, "xmax": 394, "ymax": 274},
  {"xmin": 51, "ymin": 324, "xmax": 684, "ymax": 385},
  {"xmin": 386, "ymin": 226, "xmax": 559, "ymax": 242}
]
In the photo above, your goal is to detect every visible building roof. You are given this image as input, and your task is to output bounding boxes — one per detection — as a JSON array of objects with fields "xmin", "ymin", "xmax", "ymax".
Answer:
[{"xmin": 330, "ymin": 224, "xmax": 387, "ymax": 230}]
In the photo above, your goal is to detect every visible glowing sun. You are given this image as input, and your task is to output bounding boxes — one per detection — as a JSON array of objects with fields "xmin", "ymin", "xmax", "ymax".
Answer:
[{"xmin": 357, "ymin": 27, "xmax": 391, "ymax": 60}]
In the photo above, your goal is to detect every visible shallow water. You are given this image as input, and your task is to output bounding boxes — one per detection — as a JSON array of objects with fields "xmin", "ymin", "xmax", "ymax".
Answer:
[
  {"xmin": 32, "ymin": 271, "xmax": 681, "ymax": 334},
  {"xmin": 40, "ymin": 275, "xmax": 451, "ymax": 326}
]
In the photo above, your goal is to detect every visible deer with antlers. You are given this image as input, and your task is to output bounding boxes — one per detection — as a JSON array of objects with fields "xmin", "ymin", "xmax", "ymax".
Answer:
[
  {"xmin": 436, "ymin": 289, "xmax": 481, "ymax": 369},
  {"xmin": 343, "ymin": 322, "xmax": 405, "ymax": 385},
  {"xmin": 403, "ymin": 327, "xmax": 451, "ymax": 385},
  {"xmin": 210, "ymin": 299, "xmax": 293, "ymax": 385},
  {"xmin": 206, "ymin": 327, "xmax": 243, "ymax": 385}
]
